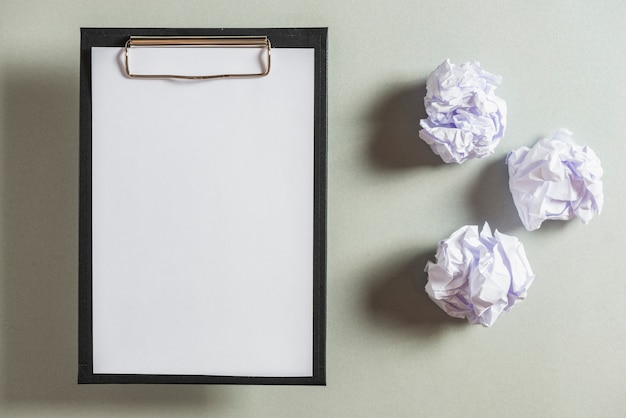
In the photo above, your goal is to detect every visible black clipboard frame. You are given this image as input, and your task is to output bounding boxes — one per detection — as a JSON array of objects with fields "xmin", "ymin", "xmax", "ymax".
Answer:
[{"xmin": 78, "ymin": 27, "xmax": 327, "ymax": 385}]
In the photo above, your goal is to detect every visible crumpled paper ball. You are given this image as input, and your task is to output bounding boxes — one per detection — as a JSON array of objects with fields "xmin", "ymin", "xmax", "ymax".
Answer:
[
  {"xmin": 425, "ymin": 223, "xmax": 534, "ymax": 327},
  {"xmin": 506, "ymin": 129, "xmax": 604, "ymax": 231},
  {"xmin": 419, "ymin": 59, "xmax": 507, "ymax": 164}
]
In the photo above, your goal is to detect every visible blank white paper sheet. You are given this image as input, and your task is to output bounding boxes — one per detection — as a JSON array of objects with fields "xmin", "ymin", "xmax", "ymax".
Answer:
[{"xmin": 90, "ymin": 46, "xmax": 315, "ymax": 377}]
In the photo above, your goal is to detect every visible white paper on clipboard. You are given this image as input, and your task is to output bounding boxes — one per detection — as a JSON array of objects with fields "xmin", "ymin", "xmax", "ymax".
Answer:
[{"xmin": 90, "ymin": 45, "xmax": 315, "ymax": 377}]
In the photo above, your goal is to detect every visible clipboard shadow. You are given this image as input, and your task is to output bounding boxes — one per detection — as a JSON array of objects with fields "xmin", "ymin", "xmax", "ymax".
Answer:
[
  {"xmin": 368, "ymin": 81, "xmax": 445, "ymax": 170},
  {"xmin": 0, "ymin": 68, "xmax": 219, "ymax": 407},
  {"xmin": 364, "ymin": 249, "xmax": 466, "ymax": 336}
]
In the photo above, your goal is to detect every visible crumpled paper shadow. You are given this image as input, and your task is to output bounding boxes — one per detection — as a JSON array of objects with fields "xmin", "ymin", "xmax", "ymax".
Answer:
[
  {"xmin": 368, "ymin": 82, "xmax": 444, "ymax": 169},
  {"xmin": 466, "ymin": 157, "xmax": 522, "ymax": 233},
  {"xmin": 0, "ymin": 67, "xmax": 218, "ymax": 408},
  {"xmin": 467, "ymin": 156, "xmax": 575, "ymax": 234},
  {"xmin": 365, "ymin": 250, "xmax": 466, "ymax": 333}
]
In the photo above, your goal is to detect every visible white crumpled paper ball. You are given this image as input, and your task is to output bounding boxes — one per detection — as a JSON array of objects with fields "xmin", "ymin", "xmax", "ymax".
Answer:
[
  {"xmin": 419, "ymin": 59, "xmax": 507, "ymax": 164},
  {"xmin": 506, "ymin": 129, "xmax": 604, "ymax": 231},
  {"xmin": 425, "ymin": 223, "xmax": 534, "ymax": 327}
]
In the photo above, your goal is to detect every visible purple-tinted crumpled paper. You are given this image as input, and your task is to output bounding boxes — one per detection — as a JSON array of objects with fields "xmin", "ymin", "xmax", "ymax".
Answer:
[
  {"xmin": 425, "ymin": 223, "xmax": 534, "ymax": 327},
  {"xmin": 506, "ymin": 129, "xmax": 604, "ymax": 231},
  {"xmin": 419, "ymin": 59, "xmax": 507, "ymax": 164}
]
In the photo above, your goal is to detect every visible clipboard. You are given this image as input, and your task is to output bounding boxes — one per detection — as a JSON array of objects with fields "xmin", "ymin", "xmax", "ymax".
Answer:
[{"xmin": 78, "ymin": 28, "xmax": 327, "ymax": 385}]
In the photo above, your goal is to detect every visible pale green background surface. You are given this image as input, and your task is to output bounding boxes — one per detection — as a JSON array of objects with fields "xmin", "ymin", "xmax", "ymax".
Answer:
[{"xmin": 1, "ymin": 1, "xmax": 625, "ymax": 417}]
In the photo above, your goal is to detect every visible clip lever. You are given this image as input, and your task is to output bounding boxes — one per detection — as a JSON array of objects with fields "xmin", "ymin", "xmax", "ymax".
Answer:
[{"xmin": 124, "ymin": 36, "xmax": 272, "ymax": 80}]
